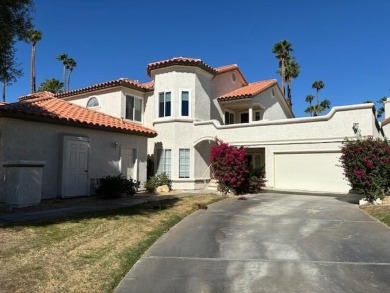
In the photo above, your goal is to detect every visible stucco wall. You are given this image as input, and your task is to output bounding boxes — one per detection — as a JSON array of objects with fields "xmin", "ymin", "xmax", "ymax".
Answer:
[
  {"xmin": 257, "ymin": 86, "xmax": 292, "ymax": 120},
  {"xmin": 191, "ymin": 104, "xmax": 380, "ymax": 191},
  {"xmin": 0, "ymin": 118, "xmax": 148, "ymax": 200},
  {"xmin": 211, "ymin": 70, "xmax": 246, "ymax": 98},
  {"xmin": 65, "ymin": 89, "xmax": 124, "ymax": 118},
  {"xmin": 194, "ymin": 72, "xmax": 213, "ymax": 121}
]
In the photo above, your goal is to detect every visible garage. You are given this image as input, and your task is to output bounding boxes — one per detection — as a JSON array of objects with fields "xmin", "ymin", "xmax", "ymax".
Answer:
[{"xmin": 274, "ymin": 151, "xmax": 350, "ymax": 193}]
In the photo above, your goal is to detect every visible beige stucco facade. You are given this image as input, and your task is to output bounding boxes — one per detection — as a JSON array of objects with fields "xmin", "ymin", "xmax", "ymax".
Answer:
[
  {"xmin": 59, "ymin": 58, "xmax": 385, "ymax": 193},
  {"xmin": 0, "ymin": 118, "xmax": 148, "ymax": 202}
]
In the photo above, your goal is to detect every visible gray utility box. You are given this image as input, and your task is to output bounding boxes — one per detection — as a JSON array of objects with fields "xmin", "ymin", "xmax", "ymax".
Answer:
[{"xmin": 2, "ymin": 160, "xmax": 46, "ymax": 208}]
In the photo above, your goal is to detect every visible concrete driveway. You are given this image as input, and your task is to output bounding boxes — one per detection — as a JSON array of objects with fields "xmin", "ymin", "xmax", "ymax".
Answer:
[{"xmin": 115, "ymin": 192, "xmax": 390, "ymax": 293}]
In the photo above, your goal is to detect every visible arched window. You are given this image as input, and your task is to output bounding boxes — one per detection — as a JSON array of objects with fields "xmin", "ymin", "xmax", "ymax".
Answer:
[{"xmin": 86, "ymin": 97, "xmax": 99, "ymax": 107}]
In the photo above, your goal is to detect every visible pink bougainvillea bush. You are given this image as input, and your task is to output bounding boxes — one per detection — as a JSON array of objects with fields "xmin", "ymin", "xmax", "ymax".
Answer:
[
  {"xmin": 210, "ymin": 138, "xmax": 265, "ymax": 194},
  {"xmin": 340, "ymin": 137, "xmax": 390, "ymax": 201}
]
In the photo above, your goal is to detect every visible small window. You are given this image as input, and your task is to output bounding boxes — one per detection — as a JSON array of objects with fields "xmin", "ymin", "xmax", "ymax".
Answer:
[
  {"xmin": 86, "ymin": 97, "xmax": 99, "ymax": 107},
  {"xmin": 125, "ymin": 95, "xmax": 142, "ymax": 122},
  {"xmin": 181, "ymin": 91, "xmax": 189, "ymax": 116},
  {"xmin": 224, "ymin": 111, "xmax": 235, "ymax": 125},
  {"xmin": 159, "ymin": 92, "xmax": 171, "ymax": 117}
]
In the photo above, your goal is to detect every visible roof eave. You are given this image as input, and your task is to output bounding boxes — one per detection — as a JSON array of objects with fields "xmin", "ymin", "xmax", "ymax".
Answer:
[{"xmin": 0, "ymin": 111, "xmax": 157, "ymax": 137}]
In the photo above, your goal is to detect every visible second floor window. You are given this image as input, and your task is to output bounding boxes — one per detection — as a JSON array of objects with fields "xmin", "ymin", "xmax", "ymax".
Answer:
[
  {"xmin": 224, "ymin": 111, "xmax": 234, "ymax": 125},
  {"xmin": 126, "ymin": 95, "xmax": 142, "ymax": 122},
  {"xmin": 181, "ymin": 91, "xmax": 189, "ymax": 116},
  {"xmin": 86, "ymin": 97, "xmax": 99, "ymax": 108},
  {"xmin": 159, "ymin": 92, "xmax": 171, "ymax": 117}
]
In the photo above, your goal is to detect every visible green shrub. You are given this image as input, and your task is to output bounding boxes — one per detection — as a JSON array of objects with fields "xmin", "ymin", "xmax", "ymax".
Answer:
[
  {"xmin": 144, "ymin": 172, "xmax": 172, "ymax": 192},
  {"xmin": 340, "ymin": 137, "xmax": 390, "ymax": 201},
  {"xmin": 96, "ymin": 175, "xmax": 137, "ymax": 199}
]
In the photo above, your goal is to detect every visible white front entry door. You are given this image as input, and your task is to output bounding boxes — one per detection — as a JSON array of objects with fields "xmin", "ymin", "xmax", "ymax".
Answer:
[
  {"xmin": 121, "ymin": 147, "xmax": 136, "ymax": 180},
  {"xmin": 62, "ymin": 137, "xmax": 89, "ymax": 197}
]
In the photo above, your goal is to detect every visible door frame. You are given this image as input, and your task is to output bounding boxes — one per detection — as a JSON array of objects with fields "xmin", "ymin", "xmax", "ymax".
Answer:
[
  {"xmin": 120, "ymin": 146, "xmax": 138, "ymax": 181},
  {"xmin": 61, "ymin": 135, "xmax": 90, "ymax": 198}
]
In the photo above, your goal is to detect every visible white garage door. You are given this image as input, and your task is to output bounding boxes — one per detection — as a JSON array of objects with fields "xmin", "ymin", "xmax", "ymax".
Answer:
[{"xmin": 274, "ymin": 152, "xmax": 350, "ymax": 193}]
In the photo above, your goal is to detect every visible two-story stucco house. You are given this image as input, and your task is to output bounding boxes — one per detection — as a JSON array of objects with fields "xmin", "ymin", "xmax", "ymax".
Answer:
[{"xmin": 56, "ymin": 57, "xmax": 383, "ymax": 193}]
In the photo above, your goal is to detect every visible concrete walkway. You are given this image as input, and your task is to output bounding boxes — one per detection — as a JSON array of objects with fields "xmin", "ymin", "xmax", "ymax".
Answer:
[{"xmin": 115, "ymin": 192, "xmax": 390, "ymax": 293}]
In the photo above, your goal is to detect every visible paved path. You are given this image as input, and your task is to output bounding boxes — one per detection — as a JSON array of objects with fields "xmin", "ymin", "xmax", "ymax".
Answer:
[{"xmin": 115, "ymin": 192, "xmax": 390, "ymax": 293}]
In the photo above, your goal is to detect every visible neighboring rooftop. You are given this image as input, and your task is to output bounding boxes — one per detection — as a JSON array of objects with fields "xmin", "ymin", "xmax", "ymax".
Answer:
[
  {"xmin": 218, "ymin": 80, "xmax": 277, "ymax": 101},
  {"xmin": 51, "ymin": 78, "xmax": 153, "ymax": 99},
  {"xmin": 0, "ymin": 93, "xmax": 157, "ymax": 137}
]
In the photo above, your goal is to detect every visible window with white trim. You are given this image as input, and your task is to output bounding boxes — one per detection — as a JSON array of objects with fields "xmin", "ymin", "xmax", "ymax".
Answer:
[
  {"xmin": 157, "ymin": 149, "xmax": 171, "ymax": 177},
  {"xmin": 254, "ymin": 110, "xmax": 263, "ymax": 121},
  {"xmin": 179, "ymin": 149, "xmax": 190, "ymax": 178},
  {"xmin": 240, "ymin": 112, "xmax": 249, "ymax": 123},
  {"xmin": 86, "ymin": 97, "xmax": 99, "ymax": 107},
  {"xmin": 125, "ymin": 95, "xmax": 142, "ymax": 122},
  {"xmin": 159, "ymin": 92, "xmax": 171, "ymax": 117},
  {"xmin": 181, "ymin": 91, "xmax": 189, "ymax": 116},
  {"xmin": 224, "ymin": 111, "xmax": 234, "ymax": 125}
]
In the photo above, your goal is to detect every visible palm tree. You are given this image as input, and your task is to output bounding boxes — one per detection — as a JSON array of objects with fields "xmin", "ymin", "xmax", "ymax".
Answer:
[
  {"xmin": 28, "ymin": 30, "xmax": 42, "ymax": 93},
  {"xmin": 312, "ymin": 80, "xmax": 325, "ymax": 106},
  {"xmin": 319, "ymin": 99, "xmax": 331, "ymax": 115},
  {"xmin": 57, "ymin": 53, "xmax": 68, "ymax": 90},
  {"xmin": 284, "ymin": 57, "xmax": 300, "ymax": 105},
  {"xmin": 56, "ymin": 54, "xmax": 77, "ymax": 91},
  {"xmin": 38, "ymin": 78, "xmax": 64, "ymax": 93},
  {"xmin": 272, "ymin": 40, "xmax": 293, "ymax": 97},
  {"xmin": 305, "ymin": 94, "xmax": 315, "ymax": 116},
  {"xmin": 65, "ymin": 57, "xmax": 77, "ymax": 90}
]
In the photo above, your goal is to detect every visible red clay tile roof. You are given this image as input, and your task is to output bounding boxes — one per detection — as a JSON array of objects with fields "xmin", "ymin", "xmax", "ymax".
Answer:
[
  {"xmin": 19, "ymin": 91, "xmax": 55, "ymax": 101},
  {"xmin": 147, "ymin": 57, "xmax": 217, "ymax": 76},
  {"xmin": 215, "ymin": 64, "xmax": 248, "ymax": 85},
  {"xmin": 0, "ymin": 96, "xmax": 157, "ymax": 137},
  {"xmin": 215, "ymin": 64, "xmax": 239, "ymax": 74},
  {"xmin": 218, "ymin": 80, "xmax": 277, "ymax": 101},
  {"xmin": 53, "ymin": 78, "xmax": 153, "ymax": 99}
]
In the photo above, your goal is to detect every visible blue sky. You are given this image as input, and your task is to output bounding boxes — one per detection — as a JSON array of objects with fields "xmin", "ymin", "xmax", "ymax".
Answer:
[{"xmin": 7, "ymin": 0, "xmax": 390, "ymax": 117}]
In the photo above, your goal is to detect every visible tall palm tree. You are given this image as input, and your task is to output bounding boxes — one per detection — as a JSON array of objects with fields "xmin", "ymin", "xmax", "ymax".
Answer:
[
  {"xmin": 284, "ymin": 57, "xmax": 300, "ymax": 105},
  {"xmin": 28, "ymin": 30, "xmax": 42, "ymax": 93},
  {"xmin": 272, "ymin": 40, "xmax": 293, "ymax": 97},
  {"xmin": 57, "ymin": 53, "xmax": 68, "ymax": 90},
  {"xmin": 312, "ymin": 80, "xmax": 325, "ymax": 106},
  {"xmin": 65, "ymin": 57, "xmax": 77, "ymax": 90}
]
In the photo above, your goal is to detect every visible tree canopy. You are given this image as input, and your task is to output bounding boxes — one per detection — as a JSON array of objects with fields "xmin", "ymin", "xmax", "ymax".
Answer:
[
  {"xmin": 0, "ymin": 0, "xmax": 35, "ymax": 101},
  {"xmin": 38, "ymin": 78, "xmax": 63, "ymax": 94}
]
